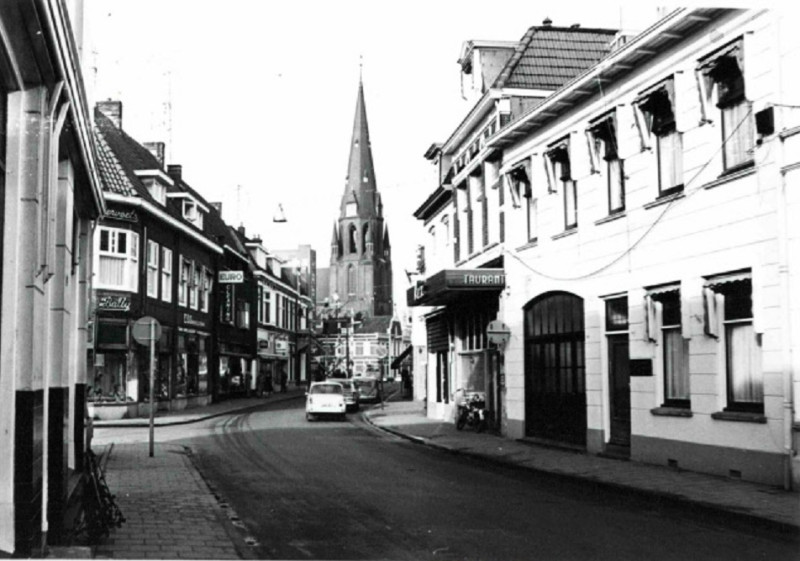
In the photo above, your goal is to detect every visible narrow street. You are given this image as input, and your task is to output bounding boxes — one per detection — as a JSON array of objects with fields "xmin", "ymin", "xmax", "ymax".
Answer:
[{"xmin": 94, "ymin": 398, "xmax": 798, "ymax": 561}]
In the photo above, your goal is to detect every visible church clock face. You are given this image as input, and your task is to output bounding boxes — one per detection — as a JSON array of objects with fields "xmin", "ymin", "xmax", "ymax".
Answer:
[{"xmin": 346, "ymin": 202, "xmax": 357, "ymax": 216}]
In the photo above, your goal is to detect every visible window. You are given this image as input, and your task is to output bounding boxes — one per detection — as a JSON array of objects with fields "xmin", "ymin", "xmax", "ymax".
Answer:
[
  {"xmin": 190, "ymin": 263, "xmax": 200, "ymax": 310},
  {"xmin": 257, "ymin": 286, "xmax": 264, "ymax": 324},
  {"xmin": 636, "ymin": 80, "xmax": 683, "ymax": 197},
  {"xmin": 705, "ymin": 274, "xmax": 762, "ymax": 413},
  {"xmin": 198, "ymin": 267, "xmax": 212, "ymax": 313},
  {"xmin": 347, "ymin": 266, "xmax": 355, "ymax": 296},
  {"xmin": 349, "ymin": 223, "xmax": 358, "ymax": 254},
  {"xmin": 263, "ymin": 288, "xmax": 272, "ymax": 324},
  {"xmin": 441, "ymin": 216, "xmax": 450, "ymax": 247},
  {"xmin": 236, "ymin": 300, "xmax": 250, "ymax": 329},
  {"xmin": 547, "ymin": 142, "xmax": 576, "ymax": 230},
  {"xmin": 146, "ymin": 240, "xmax": 159, "ymax": 298},
  {"xmin": 698, "ymin": 39, "xmax": 754, "ymax": 172},
  {"xmin": 355, "ymin": 342, "xmax": 364, "ymax": 356},
  {"xmin": 651, "ymin": 289, "xmax": 689, "ymax": 407},
  {"xmin": 143, "ymin": 178, "xmax": 167, "ymax": 205},
  {"xmin": 589, "ymin": 115, "xmax": 625, "ymax": 214},
  {"xmin": 182, "ymin": 200, "xmax": 204, "ymax": 229},
  {"xmin": 96, "ymin": 227, "xmax": 139, "ymax": 291},
  {"xmin": 161, "ymin": 247, "xmax": 172, "ymax": 302},
  {"xmin": 179, "ymin": 257, "xmax": 190, "ymax": 306}
]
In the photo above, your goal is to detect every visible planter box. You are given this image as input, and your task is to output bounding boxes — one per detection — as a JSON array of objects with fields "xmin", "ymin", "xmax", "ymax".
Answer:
[{"xmin": 88, "ymin": 402, "xmax": 133, "ymax": 421}]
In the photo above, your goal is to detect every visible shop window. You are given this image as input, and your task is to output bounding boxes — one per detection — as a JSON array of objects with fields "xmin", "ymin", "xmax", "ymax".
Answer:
[
  {"xmin": 647, "ymin": 287, "xmax": 689, "ymax": 407},
  {"xmin": 589, "ymin": 114, "xmax": 625, "ymax": 215},
  {"xmin": 96, "ymin": 227, "xmax": 139, "ymax": 292},
  {"xmin": 89, "ymin": 353, "xmax": 129, "ymax": 402},
  {"xmin": 636, "ymin": 79, "xmax": 683, "ymax": 197},
  {"xmin": 546, "ymin": 141, "xmax": 576, "ymax": 230},
  {"xmin": 704, "ymin": 273, "xmax": 762, "ymax": 413},
  {"xmin": 697, "ymin": 39, "xmax": 754, "ymax": 173},
  {"xmin": 146, "ymin": 240, "xmax": 159, "ymax": 298},
  {"xmin": 161, "ymin": 247, "xmax": 172, "ymax": 302}
]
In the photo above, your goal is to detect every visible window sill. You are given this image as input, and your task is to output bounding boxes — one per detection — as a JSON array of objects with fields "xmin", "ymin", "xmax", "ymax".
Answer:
[
  {"xmin": 644, "ymin": 191, "xmax": 685, "ymax": 210},
  {"xmin": 651, "ymin": 406, "xmax": 693, "ymax": 418},
  {"xmin": 552, "ymin": 228, "xmax": 577, "ymax": 241},
  {"xmin": 703, "ymin": 165, "xmax": 756, "ymax": 191},
  {"xmin": 483, "ymin": 241, "xmax": 500, "ymax": 252},
  {"xmin": 711, "ymin": 410, "xmax": 767, "ymax": 424},
  {"xmin": 515, "ymin": 239, "xmax": 538, "ymax": 252},
  {"xmin": 595, "ymin": 211, "xmax": 627, "ymax": 226}
]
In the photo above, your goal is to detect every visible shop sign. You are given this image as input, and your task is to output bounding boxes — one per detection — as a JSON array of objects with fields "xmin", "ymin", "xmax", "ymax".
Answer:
[
  {"xmin": 449, "ymin": 270, "xmax": 505, "ymax": 288},
  {"xmin": 106, "ymin": 206, "xmax": 139, "ymax": 223},
  {"xmin": 222, "ymin": 285, "xmax": 234, "ymax": 324},
  {"xmin": 219, "ymin": 270, "xmax": 244, "ymax": 284},
  {"xmin": 258, "ymin": 339, "xmax": 271, "ymax": 350},
  {"xmin": 407, "ymin": 268, "xmax": 506, "ymax": 307},
  {"xmin": 486, "ymin": 320, "xmax": 511, "ymax": 346},
  {"xmin": 275, "ymin": 340, "xmax": 288, "ymax": 355},
  {"xmin": 97, "ymin": 293, "xmax": 131, "ymax": 312},
  {"xmin": 183, "ymin": 313, "xmax": 206, "ymax": 327}
]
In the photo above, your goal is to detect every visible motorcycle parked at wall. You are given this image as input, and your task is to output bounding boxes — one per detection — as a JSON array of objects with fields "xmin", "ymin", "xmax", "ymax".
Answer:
[{"xmin": 455, "ymin": 391, "xmax": 487, "ymax": 432}]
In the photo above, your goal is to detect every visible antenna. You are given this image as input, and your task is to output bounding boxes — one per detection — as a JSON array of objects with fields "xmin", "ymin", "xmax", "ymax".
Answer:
[
  {"xmin": 236, "ymin": 184, "xmax": 242, "ymax": 225},
  {"xmin": 166, "ymin": 69, "xmax": 173, "ymax": 163}
]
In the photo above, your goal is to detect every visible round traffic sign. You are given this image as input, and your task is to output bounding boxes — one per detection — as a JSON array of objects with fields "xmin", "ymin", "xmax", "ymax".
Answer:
[{"xmin": 132, "ymin": 316, "xmax": 162, "ymax": 346}]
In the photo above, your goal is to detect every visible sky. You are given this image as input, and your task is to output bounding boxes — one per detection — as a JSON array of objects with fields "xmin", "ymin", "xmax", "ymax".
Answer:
[{"xmin": 85, "ymin": 0, "xmax": 681, "ymax": 314}]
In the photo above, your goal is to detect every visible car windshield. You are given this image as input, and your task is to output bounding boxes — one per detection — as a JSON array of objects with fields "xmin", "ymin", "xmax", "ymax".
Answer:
[
  {"xmin": 354, "ymin": 380, "xmax": 375, "ymax": 390},
  {"xmin": 310, "ymin": 384, "xmax": 343, "ymax": 395},
  {"xmin": 338, "ymin": 382, "xmax": 354, "ymax": 391}
]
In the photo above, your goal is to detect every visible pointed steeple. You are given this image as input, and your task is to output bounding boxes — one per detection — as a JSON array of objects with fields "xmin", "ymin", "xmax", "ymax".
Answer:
[{"xmin": 341, "ymin": 78, "xmax": 378, "ymax": 218}]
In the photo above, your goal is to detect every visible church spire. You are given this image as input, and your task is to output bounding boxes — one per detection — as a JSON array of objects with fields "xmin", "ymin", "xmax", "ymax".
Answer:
[{"xmin": 341, "ymin": 78, "xmax": 378, "ymax": 218}]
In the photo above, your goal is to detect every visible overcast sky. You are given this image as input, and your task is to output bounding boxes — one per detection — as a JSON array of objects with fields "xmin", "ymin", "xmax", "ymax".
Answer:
[{"xmin": 86, "ymin": 0, "xmax": 679, "ymax": 313}]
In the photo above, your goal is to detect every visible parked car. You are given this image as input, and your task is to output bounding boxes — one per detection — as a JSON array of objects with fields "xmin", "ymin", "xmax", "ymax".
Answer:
[
  {"xmin": 353, "ymin": 377, "xmax": 381, "ymax": 404},
  {"xmin": 306, "ymin": 382, "xmax": 346, "ymax": 421},
  {"xmin": 334, "ymin": 379, "xmax": 360, "ymax": 412}
]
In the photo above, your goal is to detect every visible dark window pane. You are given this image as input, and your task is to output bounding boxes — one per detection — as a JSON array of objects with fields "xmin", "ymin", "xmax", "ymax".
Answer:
[{"xmin": 605, "ymin": 296, "xmax": 628, "ymax": 330}]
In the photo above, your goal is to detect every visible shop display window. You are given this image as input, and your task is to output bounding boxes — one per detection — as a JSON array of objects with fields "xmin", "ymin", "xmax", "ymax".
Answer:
[{"xmin": 89, "ymin": 353, "xmax": 130, "ymax": 402}]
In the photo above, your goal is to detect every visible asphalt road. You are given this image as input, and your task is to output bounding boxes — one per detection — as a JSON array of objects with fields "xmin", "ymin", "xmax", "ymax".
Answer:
[{"xmin": 95, "ymin": 398, "xmax": 798, "ymax": 561}]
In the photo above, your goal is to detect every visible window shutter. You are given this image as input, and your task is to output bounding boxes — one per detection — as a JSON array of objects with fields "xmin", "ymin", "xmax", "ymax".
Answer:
[
  {"xmin": 453, "ymin": 214, "xmax": 460, "ymax": 262},
  {"xmin": 569, "ymin": 131, "xmax": 591, "ymax": 180},
  {"xmin": 703, "ymin": 287, "xmax": 720, "ymax": 338},
  {"xmin": 644, "ymin": 294, "xmax": 658, "ymax": 342},
  {"xmin": 743, "ymin": 32, "xmax": 766, "ymax": 113},
  {"xmin": 543, "ymin": 153, "xmax": 556, "ymax": 194},
  {"xmin": 499, "ymin": 211, "xmax": 505, "ymax": 243},
  {"xmin": 585, "ymin": 130, "xmax": 600, "ymax": 174},
  {"xmin": 751, "ymin": 264, "xmax": 763, "ymax": 334},
  {"xmin": 616, "ymin": 105, "xmax": 640, "ymax": 159},
  {"xmin": 681, "ymin": 290, "xmax": 692, "ymax": 340},
  {"xmin": 632, "ymin": 103, "xmax": 653, "ymax": 151},
  {"xmin": 694, "ymin": 69, "xmax": 713, "ymax": 125},
  {"xmin": 674, "ymin": 69, "xmax": 700, "ymax": 133}
]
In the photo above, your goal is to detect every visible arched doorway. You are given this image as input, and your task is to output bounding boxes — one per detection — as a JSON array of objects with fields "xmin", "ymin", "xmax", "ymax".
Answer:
[{"xmin": 523, "ymin": 291, "xmax": 586, "ymax": 445}]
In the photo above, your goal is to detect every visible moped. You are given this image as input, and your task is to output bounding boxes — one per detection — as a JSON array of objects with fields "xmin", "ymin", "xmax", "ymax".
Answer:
[{"xmin": 455, "ymin": 391, "xmax": 487, "ymax": 432}]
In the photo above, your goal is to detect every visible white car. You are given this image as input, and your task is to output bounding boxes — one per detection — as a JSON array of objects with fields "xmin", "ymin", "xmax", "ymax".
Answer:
[{"xmin": 306, "ymin": 382, "xmax": 346, "ymax": 421}]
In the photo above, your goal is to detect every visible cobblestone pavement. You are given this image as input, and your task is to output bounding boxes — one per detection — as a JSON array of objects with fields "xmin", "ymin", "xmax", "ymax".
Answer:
[
  {"xmin": 94, "ymin": 443, "xmax": 241, "ymax": 560},
  {"xmin": 364, "ymin": 400, "xmax": 800, "ymax": 533}
]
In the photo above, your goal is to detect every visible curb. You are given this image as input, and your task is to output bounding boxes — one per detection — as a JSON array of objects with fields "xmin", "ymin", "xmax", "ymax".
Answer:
[
  {"xmin": 362, "ymin": 411, "xmax": 800, "ymax": 537},
  {"xmin": 95, "ymin": 392, "xmax": 305, "ymax": 429}
]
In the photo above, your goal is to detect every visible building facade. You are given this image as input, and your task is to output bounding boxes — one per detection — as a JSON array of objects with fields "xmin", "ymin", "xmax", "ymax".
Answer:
[
  {"xmin": 411, "ymin": 8, "xmax": 800, "ymax": 488},
  {"xmin": 0, "ymin": 0, "xmax": 105, "ymax": 554}
]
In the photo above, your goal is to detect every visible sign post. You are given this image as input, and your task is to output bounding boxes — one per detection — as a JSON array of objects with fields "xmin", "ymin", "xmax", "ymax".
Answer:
[{"xmin": 133, "ymin": 316, "xmax": 162, "ymax": 457}]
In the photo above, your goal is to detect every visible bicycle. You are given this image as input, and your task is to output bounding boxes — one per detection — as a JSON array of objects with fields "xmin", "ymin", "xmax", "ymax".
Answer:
[{"xmin": 71, "ymin": 449, "xmax": 125, "ymax": 544}]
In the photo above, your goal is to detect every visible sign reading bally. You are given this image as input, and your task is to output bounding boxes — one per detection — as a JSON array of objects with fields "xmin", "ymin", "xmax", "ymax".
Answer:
[{"xmin": 219, "ymin": 270, "xmax": 244, "ymax": 283}]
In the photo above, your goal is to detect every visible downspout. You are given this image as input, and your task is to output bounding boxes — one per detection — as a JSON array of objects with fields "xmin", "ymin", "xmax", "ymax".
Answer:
[{"xmin": 775, "ymin": 15, "xmax": 796, "ymax": 491}]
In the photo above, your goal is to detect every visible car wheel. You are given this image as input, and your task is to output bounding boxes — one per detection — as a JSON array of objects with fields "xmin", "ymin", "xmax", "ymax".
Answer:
[{"xmin": 306, "ymin": 412, "xmax": 314, "ymax": 422}]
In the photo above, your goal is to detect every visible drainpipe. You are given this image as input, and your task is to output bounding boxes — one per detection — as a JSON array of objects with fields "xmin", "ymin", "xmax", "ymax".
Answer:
[{"xmin": 774, "ymin": 15, "xmax": 796, "ymax": 492}]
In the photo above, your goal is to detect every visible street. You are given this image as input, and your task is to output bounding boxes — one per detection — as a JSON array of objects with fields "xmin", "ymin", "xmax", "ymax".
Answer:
[{"xmin": 94, "ymin": 398, "xmax": 798, "ymax": 561}]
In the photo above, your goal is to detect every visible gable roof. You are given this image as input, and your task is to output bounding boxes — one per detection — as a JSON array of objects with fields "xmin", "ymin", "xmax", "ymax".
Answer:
[{"xmin": 355, "ymin": 315, "xmax": 394, "ymax": 334}]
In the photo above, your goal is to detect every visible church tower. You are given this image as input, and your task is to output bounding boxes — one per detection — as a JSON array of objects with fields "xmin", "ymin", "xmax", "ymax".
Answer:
[{"xmin": 328, "ymin": 78, "xmax": 393, "ymax": 318}]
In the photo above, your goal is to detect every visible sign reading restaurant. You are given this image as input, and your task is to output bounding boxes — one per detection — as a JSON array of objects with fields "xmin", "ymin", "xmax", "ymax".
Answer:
[
  {"xmin": 407, "ymin": 268, "xmax": 506, "ymax": 307},
  {"xmin": 219, "ymin": 270, "xmax": 244, "ymax": 283}
]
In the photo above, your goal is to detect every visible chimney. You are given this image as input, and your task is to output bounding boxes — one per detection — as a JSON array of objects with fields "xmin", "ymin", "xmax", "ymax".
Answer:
[
  {"xmin": 167, "ymin": 164, "xmax": 182, "ymax": 182},
  {"xmin": 542, "ymin": 17, "xmax": 553, "ymax": 27},
  {"xmin": 237, "ymin": 224, "xmax": 246, "ymax": 237},
  {"xmin": 144, "ymin": 142, "xmax": 166, "ymax": 166},
  {"xmin": 210, "ymin": 202, "xmax": 223, "ymax": 214},
  {"xmin": 97, "ymin": 100, "xmax": 122, "ymax": 128}
]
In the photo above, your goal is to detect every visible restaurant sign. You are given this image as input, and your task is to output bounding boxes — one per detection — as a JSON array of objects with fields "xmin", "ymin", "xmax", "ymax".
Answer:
[{"xmin": 407, "ymin": 268, "xmax": 506, "ymax": 307}]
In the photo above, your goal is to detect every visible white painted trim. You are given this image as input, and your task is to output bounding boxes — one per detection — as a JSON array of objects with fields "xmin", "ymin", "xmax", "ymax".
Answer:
[
  {"xmin": 134, "ymin": 169, "xmax": 175, "ymax": 186},
  {"xmin": 166, "ymin": 192, "xmax": 210, "ymax": 213},
  {"xmin": 254, "ymin": 270, "xmax": 300, "ymax": 295},
  {"xmin": 103, "ymin": 193, "xmax": 223, "ymax": 254}
]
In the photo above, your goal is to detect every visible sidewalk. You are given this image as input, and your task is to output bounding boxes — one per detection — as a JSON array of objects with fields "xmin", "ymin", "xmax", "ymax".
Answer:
[
  {"xmin": 93, "ymin": 443, "xmax": 242, "ymax": 559},
  {"xmin": 94, "ymin": 387, "xmax": 305, "ymax": 428},
  {"xmin": 364, "ymin": 400, "xmax": 800, "ymax": 534}
]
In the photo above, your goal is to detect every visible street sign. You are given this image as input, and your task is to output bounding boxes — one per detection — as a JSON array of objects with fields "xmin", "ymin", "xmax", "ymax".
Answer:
[
  {"xmin": 132, "ymin": 316, "xmax": 162, "ymax": 346},
  {"xmin": 374, "ymin": 344, "xmax": 388, "ymax": 358},
  {"xmin": 487, "ymin": 320, "xmax": 511, "ymax": 346}
]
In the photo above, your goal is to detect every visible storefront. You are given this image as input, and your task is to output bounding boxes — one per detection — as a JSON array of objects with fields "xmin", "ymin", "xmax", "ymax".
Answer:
[{"xmin": 407, "ymin": 268, "xmax": 505, "ymax": 428}]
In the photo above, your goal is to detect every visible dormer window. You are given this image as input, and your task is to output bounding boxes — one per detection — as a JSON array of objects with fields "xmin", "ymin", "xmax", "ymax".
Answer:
[
  {"xmin": 183, "ymin": 200, "xmax": 204, "ymax": 229},
  {"xmin": 143, "ymin": 178, "xmax": 167, "ymax": 205}
]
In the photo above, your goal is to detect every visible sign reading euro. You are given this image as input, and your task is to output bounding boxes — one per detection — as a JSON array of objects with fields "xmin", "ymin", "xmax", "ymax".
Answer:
[{"xmin": 219, "ymin": 270, "xmax": 244, "ymax": 283}]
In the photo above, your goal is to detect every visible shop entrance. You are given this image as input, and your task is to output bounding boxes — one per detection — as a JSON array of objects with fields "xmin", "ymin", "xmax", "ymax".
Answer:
[
  {"xmin": 524, "ymin": 292, "xmax": 586, "ymax": 446},
  {"xmin": 459, "ymin": 350, "xmax": 501, "ymax": 431}
]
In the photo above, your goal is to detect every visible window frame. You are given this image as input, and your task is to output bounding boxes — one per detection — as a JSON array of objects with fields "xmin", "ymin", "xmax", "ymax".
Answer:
[
  {"xmin": 161, "ymin": 247, "xmax": 173, "ymax": 302},
  {"xmin": 636, "ymin": 80, "xmax": 684, "ymax": 198},
  {"xmin": 146, "ymin": 239, "xmax": 160, "ymax": 298},
  {"xmin": 95, "ymin": 226, "xmax": 139, "ymax": 292}
]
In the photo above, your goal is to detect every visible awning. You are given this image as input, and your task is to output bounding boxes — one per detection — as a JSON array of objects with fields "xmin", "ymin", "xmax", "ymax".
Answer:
[
  {"xmin": 391, "ymin": 345, "xmax": 413, "ymax": 369},
  {"xmin": 407, "ymin": 268, "xmax": 505, "ymax": 307}
]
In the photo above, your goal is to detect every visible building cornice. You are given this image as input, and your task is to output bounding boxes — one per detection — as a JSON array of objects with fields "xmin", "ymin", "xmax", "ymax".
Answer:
[{"xmin": 103, "ymin": 193, "xmax": 223, "ymax": 254}]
